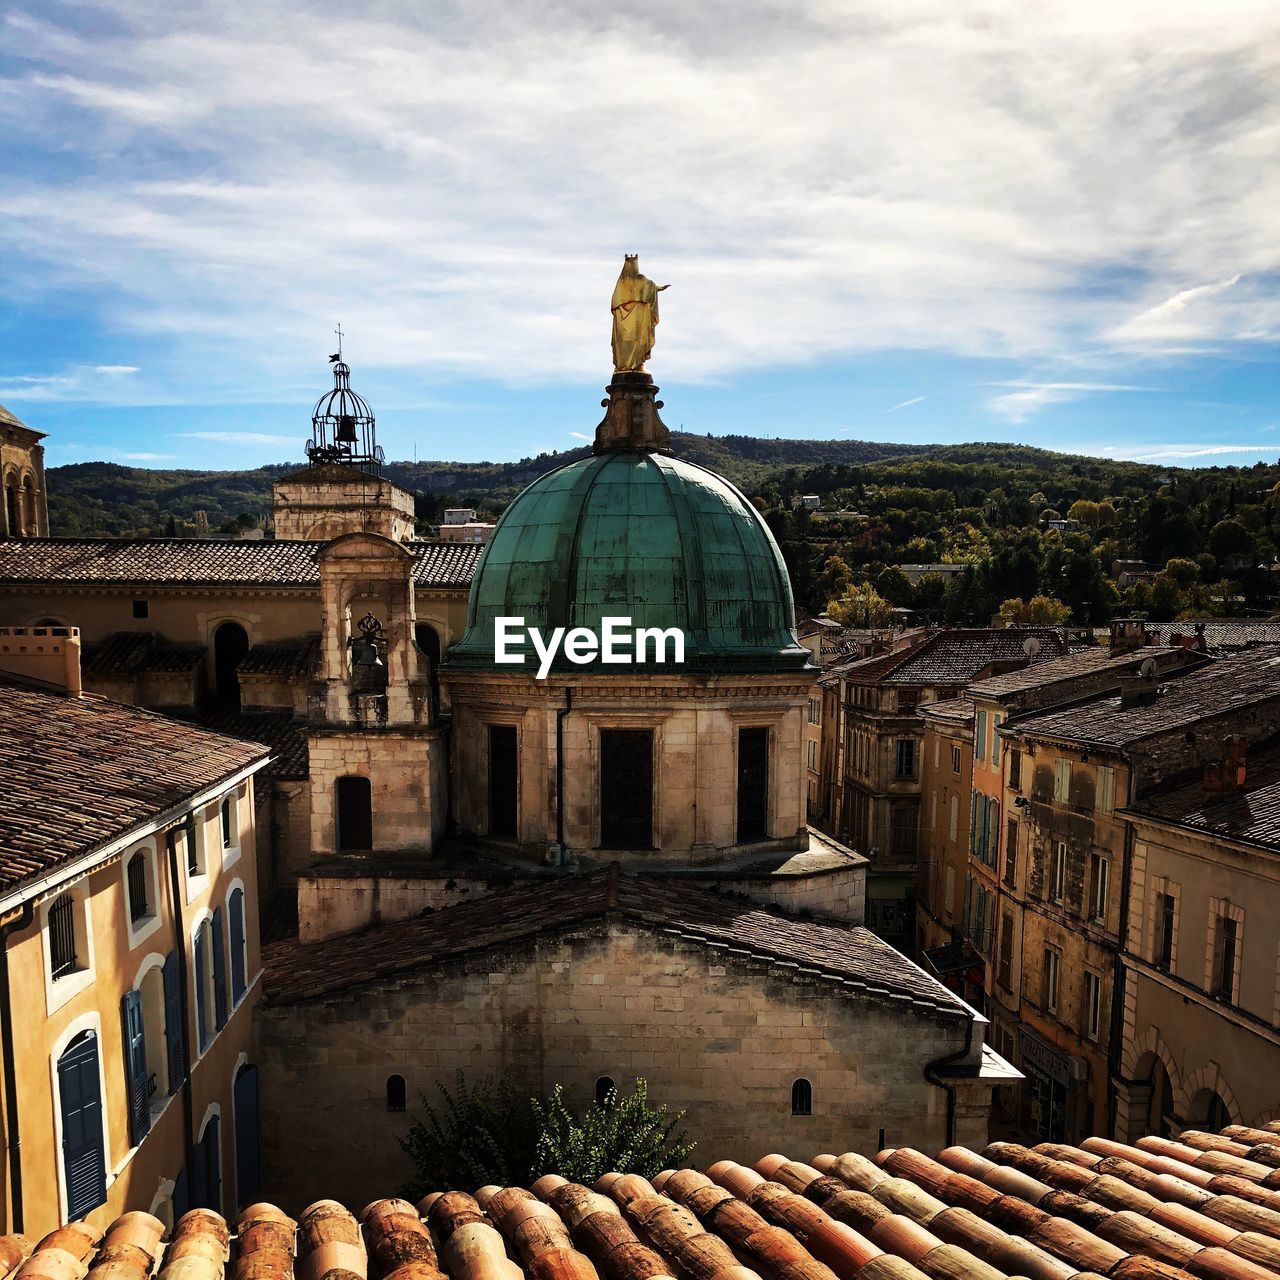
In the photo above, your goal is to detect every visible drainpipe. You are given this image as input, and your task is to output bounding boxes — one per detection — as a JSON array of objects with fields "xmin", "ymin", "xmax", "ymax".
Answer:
[
  {"xmin": 554, "ymin": 688, "xmax": 573, "ymax": 858},
  {"xmin": 923, "ymin": 1012, "xmax": 975, "ymax": 1147},
  {"xmin": 165, "ymin": 828, "xmax": 196, "ymax": 1178},
  {"xmin": 1107, "ymin": 759, "xmax": 1136, "ymax": 1139},
  {"xmin": 0, "ymin": 900, "xmax": 34, "ymax": 1233}
]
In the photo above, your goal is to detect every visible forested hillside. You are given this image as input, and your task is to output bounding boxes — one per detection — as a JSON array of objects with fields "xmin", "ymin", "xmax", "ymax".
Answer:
[{"xmin": 42, "ymin": 434, "xmax": 1280, "ymax": 625}]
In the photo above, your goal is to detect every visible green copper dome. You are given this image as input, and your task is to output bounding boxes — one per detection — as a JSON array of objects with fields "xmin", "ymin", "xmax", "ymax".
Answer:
[{"xmin": 447, "ymin": 449, "xmax": 810, "ymax": 673}]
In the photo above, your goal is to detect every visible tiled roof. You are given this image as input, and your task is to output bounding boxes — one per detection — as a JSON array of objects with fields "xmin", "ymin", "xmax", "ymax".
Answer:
[
  {"xmin": 1010, "ymin": 646, "xmax": 1280, "ymax": 749},
  {"xmin": 838, "ymin": 629, "xmax": 1069, "ymax": 688},
  {"xmin": 13, "ymin": 1122, "xmax": 1280, "ymax": 1277},
  {"xmin": 238, "ymin": 634, "xmax": 321, "ymax": 679},
  {"xmin": 0, "ymin": 676, "xmax": 268, "ymax": 894},
  {"xmin": 920, "ymin": 695, "xmax": 975, "ymax": 723},
  {"xmin": 1125, "ymin": 739, "xmax": 1280, "ymax": 850},
  {"xmin": 168, "ymin": 708, "xmax": 310, "ymax": 781},
  {"xmin": 0, "ymin": 537, "xmax": 480, "ymax": 589},
  {"xmin": 263, "ymin": 869, "xmax": 967, "ymax": 1016},
  {"xmin": 1101, "ymin": 621, "xmax": 1280, "ymax": 652},
  {"xmin": 966, "ymin": 645, "xmax": 1187, "ymax": 699},
  {"xmin": 81, "ymin": 631, "xmax": 205, "ymax": 677}
]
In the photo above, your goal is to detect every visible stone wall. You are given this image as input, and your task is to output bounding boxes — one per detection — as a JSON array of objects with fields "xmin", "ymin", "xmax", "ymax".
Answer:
[{"xmin": 258, "ymin": 918, "xmax": 970, "ymax": 1212}]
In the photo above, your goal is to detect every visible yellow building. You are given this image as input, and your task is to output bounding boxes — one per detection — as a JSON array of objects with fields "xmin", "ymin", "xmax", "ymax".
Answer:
[
  {"xmin": 1, "ymin": 404, "xmax": 49, "ymax": 539},
  {"xmin": 0, "ymin": 626, "xmax": 269, "ymax": 1236}
]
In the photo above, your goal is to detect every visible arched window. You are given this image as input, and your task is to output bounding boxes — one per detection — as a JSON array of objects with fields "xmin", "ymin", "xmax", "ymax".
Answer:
[
  {"xmin": 3, "ymin": 478, "xmax": 18, "ymax": 536},
  {"xmin": 386, "ymin": 1074, "xmax": 407, "ymax": 1112},
  {"xmin": 595, "ymin": 1076, "xmax": 616, "ymax": 1108},
  {"xmin": 228, "ymin": 886, "xmax": 247, "ymax": 1005},
  {"xmin": 57, "ymin": 1029, "xmax": 107, "ymax": 1218},
  {"xmin": 127, "ymin": 851, "xmax": 150, "ymax": 924},
  {"xmin": 791, "ymin": 1077, "xmax": 812, "ymax": 1116},
  {"xmin": 336, "ymin": 775, "xmax": 373, "ymax": 851}
]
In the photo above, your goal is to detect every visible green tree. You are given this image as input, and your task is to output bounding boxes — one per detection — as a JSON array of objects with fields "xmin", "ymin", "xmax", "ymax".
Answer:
[
  {"xmin": 997, "ymin": 595, "xmax": 1073, "ymax": 626},
  {"xmin": 827, "ymin": 582, "xmax": 894, "ymax": 627}
]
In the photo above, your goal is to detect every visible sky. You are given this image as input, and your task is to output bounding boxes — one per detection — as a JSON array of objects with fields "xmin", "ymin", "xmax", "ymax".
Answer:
[{"xmin": 0, "ymin": 0, "xmax": 1278, "ymax": 471}]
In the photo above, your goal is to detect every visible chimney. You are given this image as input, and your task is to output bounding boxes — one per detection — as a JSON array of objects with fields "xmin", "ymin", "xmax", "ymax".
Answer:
[
  {"xmin": 1203, "ymin": 736, "xmax": 1247, "ymax": 793},
  {"xmin": 0, "ymin": 626, "xmax": 82, "ymax": 695},
  {"xmin": 1117, "ymin": 671, "xmax": 1161, "ymax": 707},
  {"xmin": 1109, "ymin": 617, "xmax": 1149, "ymax": 655}
]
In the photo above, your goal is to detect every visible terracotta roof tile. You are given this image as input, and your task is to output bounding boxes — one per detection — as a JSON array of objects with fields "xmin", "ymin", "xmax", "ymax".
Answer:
[
  {"xmin": 238, "ymin": 634, "xmax": 322, "ymax": 679},
  {"xmin": 0, "ymin": 537, "xmax": 481, "ymax": 589},
  {"xmin": 0, "ymin": 676, "xmax": 268, "ymax": 893},
  {"xmin": 837, "ymin": 629, "xmax": 1069, "ymax": 688},
  {"xmin": 967, "ymin": 645, "xmax": 1188, "ymax": 698},
  {"xmin": 81, "ymin": 631, "xmax": 205, "ymax": 677},
  {"xmin": 11, "ymin": 1122, "xmax": 1280, "ymax": 1277},
  {"xmin": 166, "ymin": 707, "xmax": 309, "ymax": 781},
  {"xmin": 261, "ymin": 869, "xmax": 967, "ymax": 1017}
]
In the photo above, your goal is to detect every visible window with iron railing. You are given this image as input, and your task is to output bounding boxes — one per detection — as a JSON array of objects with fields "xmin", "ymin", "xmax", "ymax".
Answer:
[
  {"xmin": 49, "ymin": 893, "xmax": 78, "ymax": 979},
  {"xmin": 127, "ymin": 852, "xmax": 150, "ymax": 924}
]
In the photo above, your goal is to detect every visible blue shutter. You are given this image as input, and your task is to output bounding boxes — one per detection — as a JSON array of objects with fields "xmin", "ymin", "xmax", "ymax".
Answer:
[
  {"xmin": 121, "ymin": 989, "xmax": 151, "ymax": 1146},
  {"xmin": 234, "ymin": 1064, "xmax": 261, "ymax": 1206},
  {"xmin": 211, "ymin": 906, "xmax": 228, "ymax": 1030},
  {"xmin": 190, "ymin": 1132, "xmax": 207, "ymax": 1210},
  {"xmin": 163, "ymin": 950, "xmax": 187, "ymax": 1093},
  {"xmin": 194, "ymin": 929, "xmax": 209, "ymax": 1051},
  {"xmin": 229, "ymin": 889, "xmax": 246, "ymax": 1004},
  {"xmin": 58, "ymin": 1031, "xmax": 107, "ymax": 1219},
  {"xmin": 968, "ymin": 791, "xmax": 977, "ymax": 854}
]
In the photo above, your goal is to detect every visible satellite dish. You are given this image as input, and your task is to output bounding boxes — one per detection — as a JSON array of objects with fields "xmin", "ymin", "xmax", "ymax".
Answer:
[
  {"xmin": 1023, "ymin": 637, "xmax": 1042, "ymax": 659},
  {"xmin": 1139, "ymin": 657, "xmax": 1157, "ymax": 679}
]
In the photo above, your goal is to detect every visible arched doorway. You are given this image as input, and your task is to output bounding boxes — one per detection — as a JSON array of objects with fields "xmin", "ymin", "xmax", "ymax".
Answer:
[
  {"xmin": 213, "ymin": 622, "xmax": 250, "ymax": 711},
  {"xmin": 1137, "ymin": 1052, "xmax": 1176, "ymax": 1137},
  {"xmin": 415, "ymin": 622, "xmax": 442, "ymax": 716},
  {"xmin": 336, "ymin": 775, "xmax": 373, "ymax": 851},
  {"xmin": 57, "ymin": 1029, "xmax": 107, "ymax": 1219},
  {"xmin": 1189, "ymin": 1086, "xmax": 1232, "ymax": 1131}
]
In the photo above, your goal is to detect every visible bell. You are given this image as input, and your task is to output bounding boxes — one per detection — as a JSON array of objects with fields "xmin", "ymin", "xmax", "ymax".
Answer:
[
  {"xmin": 354, "ymin": 638, "xmax": 383, "ymax": 668},
  {"xmin": 335, "ymin": 413, "xmax": 358, "ymax": 444}
]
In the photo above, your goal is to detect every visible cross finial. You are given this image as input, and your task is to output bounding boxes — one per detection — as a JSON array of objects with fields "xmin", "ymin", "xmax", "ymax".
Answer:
[{"xmin": 334, "ymin": 322, "xmax": 344, "ymax": 356}]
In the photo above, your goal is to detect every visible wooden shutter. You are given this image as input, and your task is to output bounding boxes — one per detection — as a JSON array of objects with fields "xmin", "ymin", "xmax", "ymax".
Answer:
[
  {"xmin": 58, "ymin": 1031, "xmax": 107, "ymax": 1219},
  {"xmin": 121, "ymin": 989, "xmax": 151, "ymax": 1146},
  {"xmin": 229, "ymin": 889, "xmax": 246, "ymax": 1004},
  {"xmin": 163, "ymin": 950, "xmax": 187, "ymax": 1093},
  {"xmin": 211, "ymin": 907, "xmax": 228, "ymax": 1029},
  {"xmin": 194, "ymin": 928, "xmax": 209, "ymax": 1050},
  {"xmin": 190, "ymin": 1132, "xmax": 207, "ymax": 1211},
  {"xmin": 234, "ymin": 1065, "xmax": 261, "ymax": 1206}
]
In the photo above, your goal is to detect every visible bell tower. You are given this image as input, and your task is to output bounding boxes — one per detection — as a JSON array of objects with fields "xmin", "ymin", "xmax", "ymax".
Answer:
[{"xmin": 271, "ymin": 350, "xmax": 416, "ymax": 542}]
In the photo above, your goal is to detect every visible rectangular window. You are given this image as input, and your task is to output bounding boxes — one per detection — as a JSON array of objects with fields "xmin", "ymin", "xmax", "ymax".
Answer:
[
  {"xmin": 488, "ymin": 725, "xmax": 519, "ymax": 840},
  {"xmin": 736, "ymin": 727, "xmax": 769, "ymax": 843},
  {"xmin": 1054, "ymin": 758, "xmax": 1072, "ymax": 804},
  {"xmin": 808, "ymin": 698, "xmax": 821, "ymax": 725},
  {"xmin": 126, "ymin": 853, "xmax": 150, "ymax": 924},
  {"xmin": 975, "ymin": 711, "xmax": 988, "ymax": 762},
  {"xmin": 806, "ymin": 739, "xmax": 817, "ymax": 770},
  {"xmin": 1050, "ymin": 841, "xmax": 1067, "ymax": 904},
  {"xmin": 601, "ymin": 729, "xmax": 655, "ymax": 848},
  {"xmin": 992, "ymin": 716, "xmax": 1002, "ymax": 765},
  {"xmin": 1043, "ymin": 947, "xmax": 1060, "ymax": 1013},
  {"xmin": 49, "ymin": 894, "xmax": 79, "ymax": 979},
  {"xmin": 949, "ymin": 794, "xmax": 959, "ymax": 842},
  {"xmin": 1004, "ymin": 818, "xmax": 1018, "ymax": 887},
  {"xmin": 220, "ymin": 795, "xmax": 235, "ymax": 849},
  {"xmin": 1084, "ymin": 971, "xmax": 1102, "ymax": 1040},
  {"xmin": 944, "ymin": 865, "xmax": 955, "ymax": 915},
  {"xmin": 1155, "ymin": 891, "xmax": 1176, "ymax": 970},
  {"xmin": 890, "ymin": 806, "xmax": 918, "ymax": 857},
  {"xmin": 1216, "ymin": 916, "xmax": 1239, "ymax": 1002},
  {"xmin": 1088, "ymin": 853, "xmax": 1109, "ymax": 922},
  {"xmin": 895, "ymin": 739, "xmax": 917, "ymax": 780},
  {"xmin": 1009, "ymin": 748, "xmax": 1022, "ymax": 790},
  {"xmin": 951, "ymin": 745, "xmax": 961, "ymax": 775},
  {"xmin": 1097, "ymin": 765, "xmax": 1116, "ymax": 813},
  {"xmin": 132, "ymin": 599, "xmax": 149, "ymax": 619},
  {"xmin": 997, "ymin": 913, "xmax": 1013, "ymax": 990}
]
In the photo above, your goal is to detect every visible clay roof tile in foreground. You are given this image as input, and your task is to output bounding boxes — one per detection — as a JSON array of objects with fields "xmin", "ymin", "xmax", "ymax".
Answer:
[
  {"xmin": 261, "ymin": 869, "xmax": 966, "ymax": 1017},
  {"xmin": 9, "ymin": 1122, "xmax": 1280, "ymax": 1279},
  {"xmin": 0, "ymin": 537, "xmax": 481, "ymax": 589},
  {"xmin": 0, "ymin": 675, "xmax": 269, "ymax": 894}
]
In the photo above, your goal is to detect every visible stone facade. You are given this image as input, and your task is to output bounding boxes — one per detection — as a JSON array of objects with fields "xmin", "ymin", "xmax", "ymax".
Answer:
[
  {"xmin": 272, "ymin": 466, "xmax": 416, "ymax": 543},
  {"xmin": 258, "ymin": 918, "xmax": 981, "ymax": 1212},
  {"xmin": 0, "ymin": 409, "xmax": 48, "ymax": 539}
]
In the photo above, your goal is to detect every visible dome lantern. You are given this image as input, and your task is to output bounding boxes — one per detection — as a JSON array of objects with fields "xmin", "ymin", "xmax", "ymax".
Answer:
[{"xmin": 306, "ymin": 350, "xmax": 383, "ymax": 476}]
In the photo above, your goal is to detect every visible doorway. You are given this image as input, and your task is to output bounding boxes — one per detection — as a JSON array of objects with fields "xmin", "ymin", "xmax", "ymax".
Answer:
[
  {"xmin": 213, "ymin": 622, "xmax": 250, "ymax": 711},
  {"xmin": 336, "ymin": 776, "xmax": 373, "ymax": 851},
  {"xmin": 488, "ymin": 725, "xmax": 518, "ymax": 839},
  {"xmin": 737, "ymin": 727, "xmax": 769, "ymax": 842},
  {"xmin": 600, "ymin": 729, "xmax": 654, "ymax": 849}
]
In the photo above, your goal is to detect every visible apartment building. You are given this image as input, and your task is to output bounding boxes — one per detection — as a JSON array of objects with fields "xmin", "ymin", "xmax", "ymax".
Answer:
[{"xmin": 0, "ymin": 627, "xmax": 269, "ymax": 1235}]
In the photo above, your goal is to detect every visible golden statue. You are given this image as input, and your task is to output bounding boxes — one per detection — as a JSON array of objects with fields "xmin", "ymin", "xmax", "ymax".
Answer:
[{"xmin": 611, "ymin": 255, "xmax": 669, "ymax": 372}]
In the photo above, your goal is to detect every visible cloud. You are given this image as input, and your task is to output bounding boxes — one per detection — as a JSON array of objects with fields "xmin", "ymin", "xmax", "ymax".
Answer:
[
  {"xmin": 985, "ymin": 380, "xmax": 1152, "ymax": 423},
  {"xmin": 1122, "ymin": 443, "xmax": 1279, "ymax": 461},
  {"xmin": 178, "ymin": 430, "xmax": 298, "ymax": 446},
  {"xmin": 93, "ymin": 364, "xmax": 140, "ymax": 375},
  {"xmin": 568, "ymin": 431, "xmax": 592, "ymax": 441},
  {"xmin": 886, "ymin": 396, "xmax": 925, "ymax": 413},
  {"xmin": 0, "ymin": 365, "xmax": 146, "ymax": 402},
  {"xmin": 0, "ymin": 0, "xmax": 1275, "ymax": 400},
  {"xmin": 116, "ymin": 450, "xmax": 175, "ymax": 461}
]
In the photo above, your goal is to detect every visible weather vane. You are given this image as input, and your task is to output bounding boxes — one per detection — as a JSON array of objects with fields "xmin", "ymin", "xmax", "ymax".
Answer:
[{"xmin": 331, "ymin": 322, "xmax": 344, "ymax": 363}]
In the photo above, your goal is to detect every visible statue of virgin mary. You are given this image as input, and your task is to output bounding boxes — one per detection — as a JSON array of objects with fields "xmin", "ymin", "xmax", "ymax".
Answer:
[{"xmin": 611, "ymin": 255, "xmax": 668, "ymax": 372}]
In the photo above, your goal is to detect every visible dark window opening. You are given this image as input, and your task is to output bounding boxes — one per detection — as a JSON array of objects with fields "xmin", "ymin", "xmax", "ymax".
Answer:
[
  {"xmin": 600, "ymin": 729, "xmax": 654, "ymax": 849},
  {"xmin": 386, "ymin": 1074, "xmax": 407, "ymax": 1112},
  {"xmin": 213, "ymin": 621, "xmax": 249, "ymax": 712},
  {"xmin": 336, "ymin": 776, "xmax": 374, "ymax": 851},
  {"xmin": 1216, "ymin": 917, "xmax": 1238, "ymax": 1001},
  {"xmin": 1156, "ymin": 892, "xmax": 1175, "ymax": 970},
  {"xmin": 791, "ymin": 1078, "xmax": 812, "ymax": 1116},
  {"xmin": 895, "ymin": 738, "xmax": 917, "ymax": 780},
  {"xmin": 220, "ymin": 796, "xmax": 234, "ymax": 849},
  {"xmin": 4, "ymin": 484, "xmax": 18, "ymax": 536},
  {"xmin": 1009, "ymin": 749, "xmax": 1022, "ymax": 790},
  {"xmin": 127, "ymin": 853, "xmax": 150, "ymax": 924},
  {"xmin": 737, "ymin": 727, "xmax": 769, "ymax": 843},
  {"xmin": 595, "ymin": 1076, "xmax": 616, "ymax": 1108},
  {"xmin": 488, "ymin": 724, "xmax": 518, "ymax": 839},
  {"xmin": 49, "ymin": 893, "xmax": 78, "ymax": 978},
  {"xmin": 132, "ymin": 599, "xmax": 149, "ymax": 619}
]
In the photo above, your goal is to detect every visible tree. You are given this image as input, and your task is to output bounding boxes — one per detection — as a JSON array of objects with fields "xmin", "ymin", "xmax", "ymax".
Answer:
[
  {"xmin": 399, "ymin": 1075, "xmax": 693, "ymax": 1198},
  {"xmin": 875, "ymin": 565, "xmax": 914, "ymax": 607},
  {"xmin": 1208, "ymin": 517, "xmax": 1255, "ymax": 564},
  {"xmin": 827, "ymin": 582, "xmax": 894, "ymax": 627},
  {"xmin": 997, "ymin": 595, "xmax": 1072, "ymax": 626}
]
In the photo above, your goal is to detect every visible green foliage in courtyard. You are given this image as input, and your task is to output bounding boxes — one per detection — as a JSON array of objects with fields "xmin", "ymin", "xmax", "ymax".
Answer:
[{"xmin": 398, "ymin": 1073, "xmax": 694, "ymax": 1195}]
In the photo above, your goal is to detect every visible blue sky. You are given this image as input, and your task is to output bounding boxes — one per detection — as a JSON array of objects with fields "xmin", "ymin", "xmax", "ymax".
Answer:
[{"xmin": 1, "ymin": 1, "xmax": 1277, "ymax": 471}]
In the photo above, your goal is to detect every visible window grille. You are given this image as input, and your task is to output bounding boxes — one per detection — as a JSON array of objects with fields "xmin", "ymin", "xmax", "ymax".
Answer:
[
  {"xmin": 127, "ymin": 853, "xmax": 149, "ymax": 924},
  {"xmin": 49, "ymin": 893, "xmax": 78, "ymax": 978},
  {"xmin": 791, "ymin": 1078, "xmax": 812, "ymax": 1116}
]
